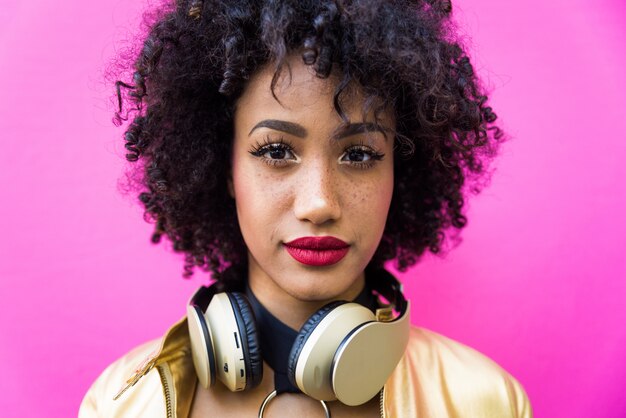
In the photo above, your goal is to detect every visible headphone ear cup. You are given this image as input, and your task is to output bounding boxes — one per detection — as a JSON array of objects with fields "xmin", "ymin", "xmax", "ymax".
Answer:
[
  {"xmin": 187, "ymin": 303, "xmax": 217, "ymax": 388},
  {"xmin": 287, "ymin": 301, "xmax": 346, "ymax": 390},
  {"xmin": 288, "ymin": 302, "xmax": 376, "ymax": 401},
  {"xmin": 331, "ymin": 302, "xmax": 411, "ymax": 406},
  {"xmin": 227, "ymin": 292, "xmax": 263, "ymax": 389}
]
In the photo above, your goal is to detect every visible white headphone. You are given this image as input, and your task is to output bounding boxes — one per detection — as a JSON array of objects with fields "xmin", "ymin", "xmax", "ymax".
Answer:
[{"xmin": 187, "ymin": 268, "xmax": 410, "ymax": 406}]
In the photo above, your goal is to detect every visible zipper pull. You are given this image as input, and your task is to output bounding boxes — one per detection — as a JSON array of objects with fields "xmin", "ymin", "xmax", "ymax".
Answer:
[{"xmin": 113, "ymin": 356, "xmax": 157, "ymax": 400}]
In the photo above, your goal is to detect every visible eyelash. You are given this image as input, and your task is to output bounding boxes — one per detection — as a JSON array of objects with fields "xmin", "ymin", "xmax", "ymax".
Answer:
[
  {"xmin": 248, "ymin": 136, "xmax": 385, "ymax": 169},
  {"xmin": 248, "ymin": 137, "xmax": 295, "ymax": 167}
]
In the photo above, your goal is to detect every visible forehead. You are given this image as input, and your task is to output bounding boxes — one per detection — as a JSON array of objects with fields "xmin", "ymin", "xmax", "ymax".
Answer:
[{"xmin": 234, "ymin": 56, "xmax": 394, "ymax": 129}]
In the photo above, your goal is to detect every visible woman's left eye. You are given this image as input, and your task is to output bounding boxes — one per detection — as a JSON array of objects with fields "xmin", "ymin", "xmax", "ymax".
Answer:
[
  {"xmin": 342, "ymin": 148, "xmax": 370, "ymax": 162},
  {"xmin": 340, "ymin": 146, "xmax": 384, "ymax": 166}
]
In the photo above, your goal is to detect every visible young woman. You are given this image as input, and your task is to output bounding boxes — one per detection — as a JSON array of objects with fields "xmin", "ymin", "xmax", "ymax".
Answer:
[{"xmin": 80, "ymin": 0, "xmax": 532, "ymax": 416}]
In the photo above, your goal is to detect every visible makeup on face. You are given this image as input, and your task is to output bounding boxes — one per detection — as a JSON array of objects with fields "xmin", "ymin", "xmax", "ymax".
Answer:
[
  {"xmin": 283, "ymin": 236, "xmax": 350, "ymax": 266},
  {"xmin": 230, "ymin": 55, "xmax": 395, "ymax": 321}
]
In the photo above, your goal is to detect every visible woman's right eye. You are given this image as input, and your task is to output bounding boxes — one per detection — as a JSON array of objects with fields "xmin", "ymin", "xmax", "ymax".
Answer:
[{"xmin": 248, "ymin": 141, "xmax": 297, "ymax": 166}]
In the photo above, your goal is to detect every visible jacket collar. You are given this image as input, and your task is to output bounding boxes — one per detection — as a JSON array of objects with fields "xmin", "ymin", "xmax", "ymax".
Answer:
[
  {"xmin": 115, "ymin": 268, "xmax": 404, "ymax": 417},
  {"xmin": 115, "ymin": 316, "xmax": 197, "ymax": 418}
]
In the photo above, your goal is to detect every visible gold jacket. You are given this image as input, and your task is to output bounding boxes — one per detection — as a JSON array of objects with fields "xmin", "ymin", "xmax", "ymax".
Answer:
[{"xmin": 79, "ymin": 317, "xmax": 532, "ymax": 417}]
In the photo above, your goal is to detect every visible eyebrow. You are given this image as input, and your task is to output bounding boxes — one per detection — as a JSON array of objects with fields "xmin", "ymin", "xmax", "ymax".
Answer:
[
  {"xmin": 248, "ymin": 119, "xmax": 389, "ymax": 140},
  {"xmin": 249, "ymin": 120, "xmax": 306, "ymax": 137},
  {"xmin": 333, "ymin": 122, "xmax": 389, "ymax": 140}
]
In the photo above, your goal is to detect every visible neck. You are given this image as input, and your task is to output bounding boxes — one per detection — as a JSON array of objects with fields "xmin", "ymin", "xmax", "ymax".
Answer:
[{"xmin": 246, "ymin": 261, "xmax": 366, "ymax": 331}]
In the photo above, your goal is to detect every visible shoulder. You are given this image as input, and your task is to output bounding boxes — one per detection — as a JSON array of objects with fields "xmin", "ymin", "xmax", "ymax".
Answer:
[
  {"xmin": 78, "ymin": 338, "xmax": 167, "ymax": 418},
  {"xmin": 384, "ymin": 325, "xmax": 533, "ymax": 418}
]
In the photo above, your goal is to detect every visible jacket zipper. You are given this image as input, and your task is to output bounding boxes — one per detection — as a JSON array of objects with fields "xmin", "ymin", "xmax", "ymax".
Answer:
[
  {"xmin": 379, "ymin": 387, "xmax": 385, "ymax": 418},
  {"xmin": 157, "ymin": 364, "xmax": 175, "ymax": 418}
]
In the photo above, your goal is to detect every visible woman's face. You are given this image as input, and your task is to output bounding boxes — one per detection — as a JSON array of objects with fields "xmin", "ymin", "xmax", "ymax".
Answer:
[{"xmin": 231, "ymin": 56, "xmax": 395, "ymax": 304}]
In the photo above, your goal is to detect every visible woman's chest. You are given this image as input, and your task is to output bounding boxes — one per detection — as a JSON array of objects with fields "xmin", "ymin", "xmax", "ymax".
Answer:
[{"xmin": 188, "ymin": 381, "xmax": 382, "ymax": 418}]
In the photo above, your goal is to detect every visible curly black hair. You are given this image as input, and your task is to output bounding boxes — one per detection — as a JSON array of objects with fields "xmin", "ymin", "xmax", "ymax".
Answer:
[{"xmin": 114, "ymin": 0, "xmax": 503, "ymax": 282}]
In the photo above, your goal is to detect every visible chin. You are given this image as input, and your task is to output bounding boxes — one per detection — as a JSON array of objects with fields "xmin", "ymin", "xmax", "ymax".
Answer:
[{"xmin": 279, "ymin": 266, "xmax": 364, "ymax": 303}]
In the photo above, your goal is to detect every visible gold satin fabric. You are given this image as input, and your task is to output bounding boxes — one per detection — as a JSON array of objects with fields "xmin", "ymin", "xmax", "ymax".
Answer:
[
  {"xmin": 79, "ymin": 317, "xmax": 532, "ymax": 417},
  {"xmin": 383, "ymin": 327, "xmax": 532, "ymax": 417}
]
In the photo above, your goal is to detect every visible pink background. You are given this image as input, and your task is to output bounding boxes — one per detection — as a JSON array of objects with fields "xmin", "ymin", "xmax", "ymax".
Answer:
[{"xmin": 1, "ymin": 0, "xmax": 625, "ymax": 416}]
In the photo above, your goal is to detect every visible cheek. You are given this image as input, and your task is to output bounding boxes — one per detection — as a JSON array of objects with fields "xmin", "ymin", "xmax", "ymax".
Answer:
[
  {"xmin": 340, "ymin": 170, "xmax": 393, "ymax": 252},
  {"xmin": 231, "ymin": 155, "xmax": 290, "ymax": 232},
  {"xmin": 233, "ymin": 165, "xmax": 260, "ymax": 222},
  {"xmin": 349, "ymin": 168, "xmax": 394, "ymax": 224},
  {"xmin": 377, "ymin": 158, "xmax": 395, "ymax": 216}
]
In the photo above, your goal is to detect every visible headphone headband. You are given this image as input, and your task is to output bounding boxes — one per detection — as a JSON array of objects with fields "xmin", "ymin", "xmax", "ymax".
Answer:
[
  {"xmin": 190, "ymin": 267, "xmax": 407, "ymax": 316},
  {"xmin": 365, "ymin": 267, "xmax": 408, "ymax": 315},
  {"xmin": 189, "ymin": 282, "xmax": 218, "ymax": 311}
]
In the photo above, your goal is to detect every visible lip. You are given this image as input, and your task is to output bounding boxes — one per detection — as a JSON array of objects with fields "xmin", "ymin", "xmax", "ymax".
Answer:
[{"xmin": 283, "ymin": 236, "xmax": 350, "ymax": 266}]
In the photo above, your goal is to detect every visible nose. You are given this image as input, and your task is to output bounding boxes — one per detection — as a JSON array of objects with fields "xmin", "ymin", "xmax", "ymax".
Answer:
[{"xmin": 293, "ymin": 163, "xmax": 341, "ymax": 225}]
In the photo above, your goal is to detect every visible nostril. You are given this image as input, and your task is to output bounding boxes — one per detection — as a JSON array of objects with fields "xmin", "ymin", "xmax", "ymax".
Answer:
[
  {"xmin": 294, "ymin": 190, "xmax": 341, "ymax": 225},
  {"xmin": 292, "ymin": 166, "xmax": 341, "ymax": 224}
]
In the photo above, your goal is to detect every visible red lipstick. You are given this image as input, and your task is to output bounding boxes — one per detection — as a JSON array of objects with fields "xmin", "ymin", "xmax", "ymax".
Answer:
[{"xmin": 283, "ymin": 236, "xmax": 350, "ymax": 266}]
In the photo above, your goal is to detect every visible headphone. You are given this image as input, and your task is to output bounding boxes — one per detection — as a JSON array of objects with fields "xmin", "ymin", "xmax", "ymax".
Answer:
[{"xmin": 186, "ymin": 268, "xmax": 410, "ymax": 406}]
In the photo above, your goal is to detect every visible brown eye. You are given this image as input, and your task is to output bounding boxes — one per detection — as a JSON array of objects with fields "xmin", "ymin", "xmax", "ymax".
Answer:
[
  {"xmin": 248, "ymin": 139, "xmax": 298, "ymax": 167},
  {"xmin": 261, "ymin": 144, "xmax": 295, "ymax": 160},
  {"xmin": 344, "ymin": 149, "xmax": 368, "ymax": 162},
  {"xmin": 340, "ymin": 145, "xmax": 384, "ymax": 166},
  {"xmin": 267, "ymin": 146, "xmax": 289, "ymax": 159}
]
